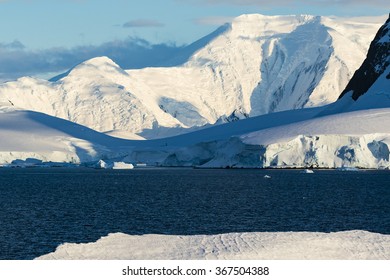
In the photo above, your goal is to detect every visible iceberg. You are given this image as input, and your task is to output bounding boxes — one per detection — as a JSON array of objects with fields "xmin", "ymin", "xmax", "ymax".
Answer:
[
  {"xmin": 301, "ymin": 169, "xmax": 314, "ymax": 174},
  {"xmin": 94, "ymin": 160, "xmax": 134, "ymax": 169},
  {"xmin": 112, "ymin": 162, "xmax": 134, "ymax": 170}
]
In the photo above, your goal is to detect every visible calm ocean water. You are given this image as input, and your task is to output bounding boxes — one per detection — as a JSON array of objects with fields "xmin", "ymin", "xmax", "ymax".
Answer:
[{"xmin": 0, "ymin": 168, "xmax": 389, "ymax": 259}]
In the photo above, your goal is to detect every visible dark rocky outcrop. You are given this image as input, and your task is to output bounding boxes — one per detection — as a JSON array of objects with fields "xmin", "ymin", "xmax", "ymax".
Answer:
[{"xmin": 339, "ymin": 15, "xmax": 390, "ymax": 101}]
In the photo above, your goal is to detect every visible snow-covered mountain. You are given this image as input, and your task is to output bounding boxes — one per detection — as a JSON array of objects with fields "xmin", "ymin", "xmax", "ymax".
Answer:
[
  {"xmin": 0, "ymin": 103, "xmax": 134, "ymax": 165},
  {"xmin": 0, "ymin": 14, "xmax": 389, "ymax": 168},
  {"xmin": 120, "ymin": 14, "xmax": 390, "ymax": 169},
  {"xmin": 0, "ymin": 14, "xmax": 385, "ymax": 139}
]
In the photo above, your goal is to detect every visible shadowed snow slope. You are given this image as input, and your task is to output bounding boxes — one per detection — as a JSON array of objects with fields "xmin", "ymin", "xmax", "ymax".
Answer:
[
  {"xmin": 0, "ymin": 15, "xmax": 385, "ymax": 139},
  {"xmin": 37, "ymin": 231, "xmax": 390, "ymax": 260}
]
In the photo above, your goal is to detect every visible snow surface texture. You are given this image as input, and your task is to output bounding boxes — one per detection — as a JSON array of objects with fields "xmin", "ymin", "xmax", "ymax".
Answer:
[
  {"xmin": 0, "ymin": 15, "xmax": 385, "ymax": 139},
  {"xmin": 37, "ymin": 231, "xmax": 390, "ymax": 260}
]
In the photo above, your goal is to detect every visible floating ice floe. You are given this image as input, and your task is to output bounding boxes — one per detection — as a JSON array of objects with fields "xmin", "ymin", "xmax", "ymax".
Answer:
[
  {"xmin": 112, "ymin": 162, "xmax": 134, "ymax": 170},
  {"xmin": 95, "ymin": 160, "xmax": 134, "ymax": 169},
  {"xmin": 301, "ymin": 169, "xmax": 314, "ymax": 174}
]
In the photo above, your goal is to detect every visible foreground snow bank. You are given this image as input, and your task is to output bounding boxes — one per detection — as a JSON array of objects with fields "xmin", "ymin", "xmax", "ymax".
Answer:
[{"xmin": 37, "ymin": 231, "xmax": 390, "ymax": 260}]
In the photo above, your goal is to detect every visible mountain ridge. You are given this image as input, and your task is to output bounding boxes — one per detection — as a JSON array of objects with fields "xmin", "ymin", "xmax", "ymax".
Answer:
[
  {"xmin": 0, "ymin": 14, "xmax": 389, "ymax": 169},
  {"xmin": 0, "ymin": 14, "xmax": 385, "ymax": 139}
]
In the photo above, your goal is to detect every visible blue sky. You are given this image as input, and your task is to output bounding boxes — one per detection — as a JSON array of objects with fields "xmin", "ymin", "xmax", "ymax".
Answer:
[{"xmin": 0, "ymin": 0, "xmax": 388, "ymax": 80}]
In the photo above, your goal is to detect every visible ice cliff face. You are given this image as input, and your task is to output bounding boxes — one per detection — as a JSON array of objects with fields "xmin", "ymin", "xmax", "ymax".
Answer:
[
  {"xmin": 0, "ymin": 14, "xmax": 384, "ymax": 139},
  {"xmin": 127, "ymin": 109, "xmax": 390, "ymax": 169}
]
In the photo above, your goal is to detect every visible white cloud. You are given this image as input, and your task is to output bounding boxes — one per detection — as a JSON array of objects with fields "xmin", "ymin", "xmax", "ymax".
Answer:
[
  {"xmin": 0, "ymin": 40, "xmax": 25, "ymax": 50},
  {"xmin": 0, "ymin": 38, "xmax": 184, "ymax": 81},
  {"xmin": 123, "ymin": 19, "xmax": 165, "ymax": 28}
]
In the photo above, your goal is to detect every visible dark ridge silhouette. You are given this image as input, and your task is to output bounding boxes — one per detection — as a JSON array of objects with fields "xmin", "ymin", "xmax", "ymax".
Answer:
[{"xmin": 339, "ymin": 15, "xmax": 390, "ymax": 101}]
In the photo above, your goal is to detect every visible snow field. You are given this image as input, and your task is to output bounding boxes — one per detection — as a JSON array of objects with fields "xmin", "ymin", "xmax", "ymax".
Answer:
[{"xmin": 37, "ymin": 230, "xmax": 390, "ymax": 260}]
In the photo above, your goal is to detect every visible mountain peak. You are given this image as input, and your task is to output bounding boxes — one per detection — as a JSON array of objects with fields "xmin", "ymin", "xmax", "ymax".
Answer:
[
  {"xmin": 80, "ymin": 56, "xmax": 119, "ymax": 68},
  {"xmin": 63, "ymin": 56, "xmax": 129, "ymax": 80},
  {"xmin": 50, "ymin": 56, "xmax": 124, "ymax": 82},
  {"xmin": 73, "ymin": 56, "xmax": 123, "ymax": 73},
  {"xmin": 232, "ymin": 13, "xmax": 316, "ymax": 23},
  {"xmin": 228, "ymin": 13, "xmax": 319, "ymax": 39}
]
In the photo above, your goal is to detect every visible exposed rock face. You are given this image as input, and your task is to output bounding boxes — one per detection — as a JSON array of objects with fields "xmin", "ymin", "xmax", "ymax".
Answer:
[{"xmin": 339, "ymin": 15, "xmax": 390, "ymax": 101}]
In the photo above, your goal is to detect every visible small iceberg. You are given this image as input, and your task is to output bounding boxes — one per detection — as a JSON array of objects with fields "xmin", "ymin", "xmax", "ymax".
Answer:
[
  {"xmin": 112, "ymin": 162, "xmax": 134, "ymax": 170},
  {"xmin": 301, "ymin": 169, "xmax": 314, "ymax": 174},
  {"xmin": 94, "ymin": 160, "xmax": 134, "ymax": 170},
  {"xmin": 264, "ymin": 175, "xmax": 271, "ymax": 179},
  {"xmin": 96, "ymin": 159, "xmax": 108, "ymax": 169}
]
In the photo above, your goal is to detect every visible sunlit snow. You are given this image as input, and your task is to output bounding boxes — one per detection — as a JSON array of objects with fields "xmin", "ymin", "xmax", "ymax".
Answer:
[
  {"xmin": 37, "ymin": 231, "xmax": 390, "ymax": 260},
  {"xmin": 0, "ymin": 15, "xmax": 385, "ymax": 139}
]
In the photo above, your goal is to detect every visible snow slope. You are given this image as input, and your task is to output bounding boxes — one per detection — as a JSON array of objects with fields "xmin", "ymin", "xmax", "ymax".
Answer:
[
  {"xmin": 121, "ymin": 108, "xmax": 390, "ymax": 169},
  {"xmin": 37, "ymin": 230, "xmax": 390, "ymax": 260},
  {"xmin": 0, "ymin": 104, "xmax": 133, "ymax": 164},
  {"xmin": 0, "ymin": 102, "xmax": 319, "ymax": 165},
  {"xmin": 1, "ymin": 104, "xmax": 389, "ymax": 168},
  {"xmin": 0, "ymin": 15, "xmax": 385, "ymax": 139}
]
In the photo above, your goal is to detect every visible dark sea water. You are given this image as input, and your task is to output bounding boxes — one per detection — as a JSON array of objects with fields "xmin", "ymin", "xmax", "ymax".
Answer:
[{"xmin": 0, "ymin": 168, "xmax": 389, "ymax": 260}]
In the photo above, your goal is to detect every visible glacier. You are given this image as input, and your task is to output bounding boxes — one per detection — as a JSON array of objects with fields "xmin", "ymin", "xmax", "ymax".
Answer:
[{"xmin": 2, "ymin": 104, "xmax": 388, "ymax": 169}]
